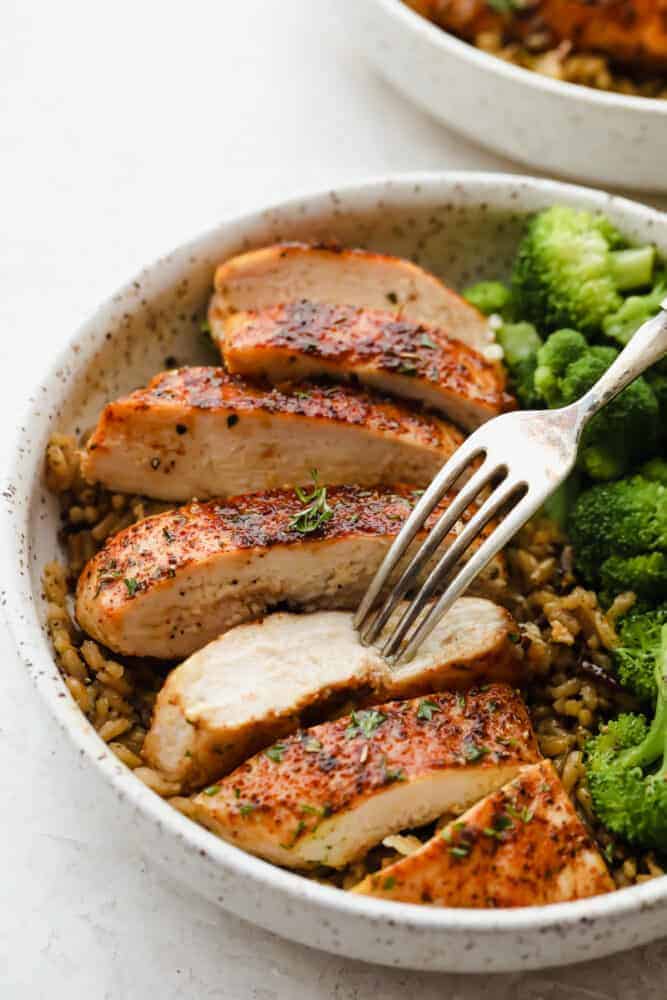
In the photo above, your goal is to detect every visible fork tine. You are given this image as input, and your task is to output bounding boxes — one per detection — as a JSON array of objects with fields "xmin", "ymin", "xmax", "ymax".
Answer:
[
  {"xmin": 353, "ymin": 435, "xmax": 486, "ymax": 633},
  {"xmin": 381, "ymin": 478, "xmax": 525, "ymax": 658},
  {"xmin": 359, "ymin": 459, "xmax": 505, "ymax": 645},
  {"xmin": 387, "ymin": 489, "xmax": 543, "ymax": 665}
]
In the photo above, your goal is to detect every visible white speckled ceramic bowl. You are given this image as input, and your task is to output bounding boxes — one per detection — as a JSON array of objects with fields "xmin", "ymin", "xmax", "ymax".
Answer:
[
  {"xmin": 4, "ymin": 173, "xmax": 667, "ymax": 973},
  {"xmin": 357, "ymin": 0, "xmax": 667, "ymax": 193}
]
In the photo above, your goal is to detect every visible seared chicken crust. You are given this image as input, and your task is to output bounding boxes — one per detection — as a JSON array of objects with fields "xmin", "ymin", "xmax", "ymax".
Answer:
[
  {"xmin": 82, "ymin": 367, "xmax": 463, "ymax": 501},
  {"xmin": 212, "ymin": 242, "xmax": 493, "ymax": 354},
  {"xmin": 75, "ymin": 484, "xmax": 506, "ymax": 659},
  {"xmin": 217, "ymin": 301, "xmax": 514, "ymax": 431},
  {"xmin": 190, "ymin": 685, "xmax": 540, "ymax": 869},
  {"xmin": 418, "ymin": 0, "xmax": 667, "ymax": 72},
  {"xmin": 143, "ymin": 600, "xmax": 521, "ymax": 790},
  {"xmin": 353, "ymin": 760, "xmax": 614, "ymax": 906}
]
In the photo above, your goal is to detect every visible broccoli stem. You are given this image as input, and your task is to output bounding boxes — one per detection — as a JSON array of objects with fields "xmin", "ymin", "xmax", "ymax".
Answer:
[
  {"xmin": 610, "ymin": 247, "xmax": 656, "ymax": 292},
  {"xmin": 621, "ymin": 625, "xmax": 667, "ymax": 771}
]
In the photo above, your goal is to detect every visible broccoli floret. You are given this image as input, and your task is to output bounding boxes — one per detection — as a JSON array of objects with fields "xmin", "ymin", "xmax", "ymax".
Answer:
[
  {"xmin": 602, "ymin": 280, "xmax": 667, "ymax": 347},
  {"xmin": 642, "ymin": 458, "xmax": 667, "ymax": 485},
  {"xmin": 585, "ymin": 625, "xmax": 667, "ymax": 849},
  {"xmin": 512, "ymin": 206, "xmax": 655, "ymax": 336},
  {"xmin": 495, "ymin": 321, "xmax": 543, "ymax": 407},
  {"xmin": 532, "ymin": 329, "xmax": 585, "ymax": 405},
  {"xmin": 463, "ymin": 280, "xmax": 512, "ymax": 316},
  {"xmin": 615, "ymin": 607, "xmax": 667, "ymax": 702},
  {"xmin": 600, "ymin": 553, "xmax": 667, "ymax": 606},
  {"xmin": 533, "ymin": 331, "xmax": 659, "ymax": 480},
  {"xmin": 569, "ymin": 473, "xmax": 667, "ymax": 600}
]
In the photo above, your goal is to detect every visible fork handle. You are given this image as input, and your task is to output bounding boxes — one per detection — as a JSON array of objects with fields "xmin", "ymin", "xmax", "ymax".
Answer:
[{"xmin": 574, "ymin": 301, "xmax": 667, "ymax": 427}]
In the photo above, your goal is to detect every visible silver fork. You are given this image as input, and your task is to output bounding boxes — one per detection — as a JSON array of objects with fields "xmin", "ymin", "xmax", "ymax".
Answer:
[{"xmin": 355, "ymin": 300, "xmax": 667, "ymax": 665}]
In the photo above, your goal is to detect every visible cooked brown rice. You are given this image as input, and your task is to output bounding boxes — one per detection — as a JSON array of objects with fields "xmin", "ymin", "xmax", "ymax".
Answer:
[
  {"xmin": 42, "ymin": 433, "xmax": 666, "ymax": 893},
  {"xmin": 474, "ymin": 31, "xmax": 667, "ymax": 100}
]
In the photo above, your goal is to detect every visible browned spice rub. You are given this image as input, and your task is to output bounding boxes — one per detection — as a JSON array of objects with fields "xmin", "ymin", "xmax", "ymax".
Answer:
[
  {"xmin": 82, "ymin": 367, "xmax": 463, "ymax": 501},
  {"xmin": 219, "ymin": 301, "xmax": 514, "ymax": 430},
  {"xmin": 191, "ymin": 684, "xmax": 540, "ymax": 868},
  {"xmin": 75, "ymin": 484, "xmax": 505, "ymax": 659},
  {"xmin": 354, "ymin": 759, "xmax": 614, "ymax": 906}
]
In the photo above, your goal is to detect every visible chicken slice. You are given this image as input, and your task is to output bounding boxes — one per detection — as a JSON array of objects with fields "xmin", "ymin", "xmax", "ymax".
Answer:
[
  {"xmin": 190, "ymin": 685, "xmax": 540, "ymax": 869},
  {"xmin": 75, "ymin": 484, "xmax": 507, "ymax": 660},
  {"xmin": 216, "ymin": 301, "xmax": 513, "ymax": 431},
  {"xmin": 143, "ymin": 599, "xmax": 521, "ymax": 790},
  {"xmin": 211, "ymin": 242, "xmax": 493, "ymax": 355},
  {"xmin": 81, "ymin": 367, "xmax": 463, "ymax": 502},
  {"xmin": 353, "ymin": 760, "xmax": 614, "ymax": 906}
]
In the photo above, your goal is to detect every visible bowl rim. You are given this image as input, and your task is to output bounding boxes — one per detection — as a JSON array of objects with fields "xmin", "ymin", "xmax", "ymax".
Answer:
[
  {"xmin": 375, "ymin": 0, "xmax": 667, "ymax": 115},
  {"xmin": 5, "ymin": 169, "xmax": 667, "ymax": 943}
]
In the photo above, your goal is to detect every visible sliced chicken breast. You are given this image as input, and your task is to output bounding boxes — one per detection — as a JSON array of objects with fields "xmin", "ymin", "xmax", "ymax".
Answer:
[
  {"xmin": 211, "ymin": 243, "xmax": 493, "ymax": 355},
  {"xmin": 81, "ymin": 367, "xmax": 463, "ymax": 502},
  {"xmin": 216, "ymin": 301, "xmax": 513, "ymax": 431},
  {"xmin": 143, "ymin": 599, "xmax": 521, "ymax": 790},
  {"xmin": 75, "ymin": 484, "xmax": 507, "ymax": 660},
  {"xmin": 190, "ymin": 685, "xmax": 540, "ymax": 869},
  {"xmin": 353, "ymin": 760, "xmax": 614, "ymax": 906}
]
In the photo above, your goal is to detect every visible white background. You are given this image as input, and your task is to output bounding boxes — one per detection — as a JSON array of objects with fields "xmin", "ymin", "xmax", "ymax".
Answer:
[{"xmin": 2, "ymin": 2, "xmax": 666, "ymax": 996}]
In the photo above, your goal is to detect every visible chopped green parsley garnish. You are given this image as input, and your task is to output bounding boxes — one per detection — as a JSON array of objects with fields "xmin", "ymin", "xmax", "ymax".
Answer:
[
  {"xmin": 239, "ymin": 803, "xmax": 255, "ymax": 817},
  {"xmin": 280, "ymin": 820, "xmax": 306, "ymax": 849},
  {"xmin": 383, "ymin": 876, "xmax": 396, "ymax": 890},
  {"xmin": 487, "ymin": 0, "xmax": 520, "ymax": 12},
  {"xmin": 264, "ymin": 744, "xmax": 286, "ymax": 764},
  {"xmin": 124, "ymin": 577, "xmax": 139, "ymax": 596},
  {"xmin": 449, "ymin": 844, "xmax": 471, "ymax": 858},
  {"xmin": 290, "ymin": 470, "xmax": 334, "ymax": 534},
  {"xmin": 303, "ymin": 737, "xmax": 322, "ymax": 753},
  {"xmin": 203, "ymin": 785, "xmax": 220, "ymax": 796},
  {"xmin": 345, "ymin": 709, "xmax": 387, "ymax": 740},
  {"xmin": 300, "ymin": 804, "xmax": 323, "ymax": 816},
  {"xmin": 417, "ymin": 699, "xmax": 440, "ymax": 721},
  {"xmin": 464, "ymin": 742, "xmax": 490, "ymax": 762},
  {"xmin": 483, "ymin": 814, "xmax": 513, "ymax": 839},
  {"xmin": 384, "ymin": 765, "xmax": 406, "ymax": 784},
  {"xmin": 419, "ymin": 333, "xmax": 439, "ymax": 350}
]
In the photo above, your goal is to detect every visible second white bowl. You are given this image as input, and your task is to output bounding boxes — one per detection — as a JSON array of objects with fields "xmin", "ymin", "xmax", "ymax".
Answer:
[{"xmin": 357, "ymin": 0, "xmax": 667, "ymax": 193}]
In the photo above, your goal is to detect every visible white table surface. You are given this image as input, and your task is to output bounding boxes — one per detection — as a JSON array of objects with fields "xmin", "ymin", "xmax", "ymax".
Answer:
[{"xmin": 2, "ymin": 2, "xmax": 666, "ymax": 996}]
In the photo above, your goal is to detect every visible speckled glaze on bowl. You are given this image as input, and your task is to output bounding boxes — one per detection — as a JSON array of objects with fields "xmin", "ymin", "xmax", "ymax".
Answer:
[
  {"xmin": 4, "ymin": 173, "xmax": 667, "ymax": 973},
  {"xmin": 357, "ymin": 0, "xmax": 667, "ymax": 193}
]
